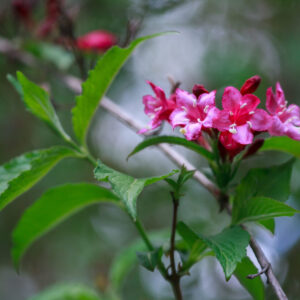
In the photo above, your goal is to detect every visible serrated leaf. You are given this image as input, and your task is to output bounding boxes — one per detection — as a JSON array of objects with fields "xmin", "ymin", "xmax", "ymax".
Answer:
[
  {"xmin": 258, "ymin": 219, "xmax": 275, "ymax": 234},
  {"xmin": 260, "ymin": 136, "xmax": 300, "ymax": 158},
  {"xmin": 72, "ymin": 33, "xmax": 168, "ymax": 146},
  {"xmin": 232, "ymin": 196, "xmax": 298, "ymax": 225},
  {"xmin": 177, "ymin": 222, "xmax": 250, "ymax": 279},
  {"xmin": 94, "ymin": 160, "xmax": 178, "ymax": 219},
  {"xmin": 15, "ymin": 72, "xmax": 70, "ymax": 140},
  {"xmin": 0, "ymin": 146, "xmax": 78, "ymax": 211},
  {"xmin": 128, "ymin": 135, "xmax": 214, "ymax": 161},
  {"xmin": 136, "ymin": 247, "xmax": 163, "ymax": 272},
  {"xmin": 28, "ymin": 283, "xmax": 101, "ymax": 300},
  {"xmin": 234, "ymin": 257, "xmax": 265, "ymax": 300},
  {"xmin": 12, "ymin": 183, "xmax": 119, "ymax": 269},
  {"xmin": 110, "ymin": 230, "xmax": 169, "ymax": 290},
  {"xmin": 234, "ymin": 159, "xmax": 295, "ymax": 203}
]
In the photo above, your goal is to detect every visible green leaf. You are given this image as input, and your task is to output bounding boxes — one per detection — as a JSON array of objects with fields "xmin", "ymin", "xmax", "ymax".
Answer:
[
  {"xmin": 28, "ymin": 283, "xmax": 101, "ymax": 300},
  {"xmin": 260, "ymin": 136, "xmax": 300, "ymax": 158},
  {"xmin": 12, "ymin": 183, "xmax": 119, "ymax": 269},
  {"xmin": 24, "ymin": 41, "xmax": 74, "ymax": 70},
  {"xmin": 177, "ymin": 222, "xmax": 250, "ymax": 280},
  {"xmin": 234, "ymin": 159, "xmax": 295, "ymax": 203},
  {"xmin": 177, "ymin": 222, "xmax": 208, "ymax": 271},
  {"xmin": 234, "ymin": 257, "xmax": 265, "ymax": 300},
  {"xmin": 128, "ymin": 136, "xmax": 214, "ymax": 161},
  {"xmin": 94, "ymin": 160, "xmax": 178, "ymax": 219},
  {"xmin": 0, "ymin": 146, "xmax": 78, "ymax": 211},
  {"xmin": 232, "ymin": 196, "xmax": 298, "ymax": 225},
  {"xmin": 136, "ymin": 247, "xmax": 163, "ymax": 272},
  {"xmin": 110, "ymin": 230, "xmax": 169, "ymax": 290},
  {"xmin": 72, "ymin": 33, "xmax": 168, "ymax": 146},
  {"xmin": 258, "ymin": 219, "xmax": 275, "ymax": 234},
  {"xmin": 15, "ymin": 72, "xmax": 70, "ymax": 141}
]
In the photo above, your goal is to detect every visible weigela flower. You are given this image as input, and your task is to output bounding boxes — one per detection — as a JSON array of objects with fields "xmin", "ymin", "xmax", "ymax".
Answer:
[
  {"xmin": 77, "ymin": 30, "xmax": 117, "ymax": 52},
  {"xmin": 139, "ymin": 82, "xmax": 176, "ymax": 134},
  {"xmin": 170, "ymin": 88, "xmax": 218, "ymax": 140},
  {"xmin": 266, "ymin": 83, "xmax": 300, "ymax": 141},
  {"xmin": 214, "ymin": 85, "xmax": 271, "ymax": 149}
]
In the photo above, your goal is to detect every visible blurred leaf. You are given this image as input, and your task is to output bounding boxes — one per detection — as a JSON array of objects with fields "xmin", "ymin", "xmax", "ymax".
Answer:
[
  {"xmin": 260, "ymin": 137, "xmax": 300, "ymax": 158},
  {"xmin": 12, "ymin": 183, "xmax": 119, "ymax": 269},
  {"xmin": 128, "ymin": 136, "xmax": 214, "ymax": 161},
  {"xmin": 72, "ymin": 33, "xmax": 167, "ymax": 146},
  {"xmin": 24, "ymin": 41, "xmax": 74, "ymax": 70},
  {"xmin": 110, "ymin": 231, "xmax": 169, "ymax": 290},
  {"xmin": 94, "ymin": 160, "xmax": 178, "ymax": 219},
  {"xmin": 14, "ymin": 72, "xmax": 70, "ymax": 141},
  {"xmin": 136, "ymin": 247, "xmax": 163, "ymax": 272},
  {"xmin": 234, "ymin": 257, "xmax": 265, "ymax": 300},
  {"xmin": 28, "ymin": 283, "xmax": 101, "ymax": 300},
  {"xmin": 258, "ymin": 219, "xmax": 275, "ymax": 234},
  {"xmin": 234, "ymin": 159, "xmax": 295, "ymax": 203},
  {"xmin": 177, "ymin": 222, "xmax": 208, "ymax": 271},
  {"xmin": 177, "ymin": 222, "xmax": 250, "ymax": 280},
  {"xmin": 232, "ymin": 196, "xmax": 298, "ymax": 225},
  {"xmin": 0, "ymin": 146, "xmax": 78, "ymax": 211}
]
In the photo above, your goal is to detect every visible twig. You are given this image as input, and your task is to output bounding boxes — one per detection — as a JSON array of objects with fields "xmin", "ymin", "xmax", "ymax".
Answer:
[
  {"xmin": 249, "ymin": 238, "xmax": 288, "ymax": 300},
  {"xmin": 247, "ymin": 262, "xmax": 270, "ymax": 279},
  {"xmin": 0, "ymin": 36, "xmax": 289, "ymax": 300}
]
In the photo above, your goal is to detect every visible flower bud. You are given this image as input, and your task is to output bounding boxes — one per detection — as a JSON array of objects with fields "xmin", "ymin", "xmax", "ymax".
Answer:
[{"xmin": 240, "ymin": 75, "xmax": 261, "ymax": 95}]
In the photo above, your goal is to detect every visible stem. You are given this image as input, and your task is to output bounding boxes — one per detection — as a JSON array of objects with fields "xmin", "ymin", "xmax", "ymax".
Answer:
[
  {"xmin": 168, "ymin": 192, "xmax": 183, "ymax": 300},
  {"xmin": 134, "ymin": 219, "xmax": 154, "ymax": 251},
  {"xmin": 249, "ymin": 238, "xmax": 288, "ymax": 300}
]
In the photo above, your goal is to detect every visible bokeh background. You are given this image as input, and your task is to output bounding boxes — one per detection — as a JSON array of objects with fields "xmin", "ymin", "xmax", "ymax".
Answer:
[{"xmin": 0, "ymin": 0, "xmax": 300, "ymax": 299}]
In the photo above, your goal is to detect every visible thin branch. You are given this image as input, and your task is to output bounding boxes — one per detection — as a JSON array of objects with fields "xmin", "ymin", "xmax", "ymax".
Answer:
[
  {"xmin": 168, "ymin": 192, "xmax": 183, "ymax": 300},
  {"xmin": 249, "ymin": 238, "xmax": 288, "ymax": 300},
  {"xmin": 0, "ymin": 36, "xmax": 289, "ymax": 300},
  {"xmin": 247, "ymin": 261, "xmax": 269, "ymax": 279}
]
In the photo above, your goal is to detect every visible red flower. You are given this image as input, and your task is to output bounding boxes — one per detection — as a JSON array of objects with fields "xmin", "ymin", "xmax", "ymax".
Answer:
[
  {"xmin": 139, "ymin": 82, "xmax": 176, "ymax": 134},
  {"xmin": 266, "ymin": 83, "xmax": 300, "ymax": 141},
  {"xmin": 76, "ymin": 30, "xmax": 117, "ymax": 52},
  {"xmin": 214, "ymin": 86, "xmax": 271, "ymax": 149}
]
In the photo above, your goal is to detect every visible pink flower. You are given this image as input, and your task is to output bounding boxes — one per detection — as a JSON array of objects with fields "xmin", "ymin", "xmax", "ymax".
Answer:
[
  {"xmin": 139, "ymin": 82, "xmax": 176, "ymax": 134},
  {"xmin": 77, "ymin": 30, "xmax": 117, "ymax": 52},
  {"xmin": 214, "ymin": 86, "xmax": 271, "ymax": 149},
  {"xmin": 170, "ymin": 88, "xmax": 218, "ymax": 140},
  {"xmin": 266, "ymin": 83, "xmax": 300, "ymax": 141}
]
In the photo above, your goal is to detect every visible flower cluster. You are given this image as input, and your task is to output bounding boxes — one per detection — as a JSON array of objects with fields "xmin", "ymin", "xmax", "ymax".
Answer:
[{"xmin": 140, "ymin": 76, "xmax": 300, "ymax": 156}]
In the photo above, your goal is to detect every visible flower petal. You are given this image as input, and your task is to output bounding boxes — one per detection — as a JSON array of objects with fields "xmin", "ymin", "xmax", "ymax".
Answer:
[
  {"xmin": 219, "ymin": 131, "xmax": 241, "ymax": 150},
  {"xmin": 250, "ymin": 109, "xmax": 272, "ymax": 131},
  {"xmin": 276, "ymin": 82, "xmax": 286, "ymax": 108},
  {"xmin": 268, "ymin": 116, "xmax": 286, "ymax": 136},
  {"xmin": 147, "ymin": 81, "xmax": 167, "ymax": 103},
  {"xmin": 240, "ymin": 94, "xmax": 260, "ymax": 113},
  {"xmin": 176, "ymin": 88, "xmax": 197, "ymax": 109},
  {"xmin": 213, "ymin": 109, "xmax": 231, "ymax": 131},
  {"xmin": 203, "ymin": 106, "xmax": 219, "ymax": 128},
  {"xmin": 198, "ymin": 90, "xmax": 216, "ymax": 111},
  {"xmin": 286, "ymin": 124, "xmax": 300, "ymax": 141},
  {"xmin": 232, "ymin": 124, "xmax": 253, "ymax": 145},
  {"xmin": 222, "ymin": 86, "xmax": 242, "ymax": 112},
  {"xmin": 266, "ymin": 87, "xmax": 277, "ymax": 115},
  {"xmin": 183, "ymin": 123, "xmax": 202, "ymax": 140},
  {"xmin": 170, "ymin": 109, "xmax": 189, "ymax": 128}
]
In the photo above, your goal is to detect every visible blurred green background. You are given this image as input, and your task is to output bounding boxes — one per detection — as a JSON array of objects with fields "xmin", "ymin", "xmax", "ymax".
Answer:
[{"xmin": 0, "ymin": 0, "xmax": 300, "ymax": 299}]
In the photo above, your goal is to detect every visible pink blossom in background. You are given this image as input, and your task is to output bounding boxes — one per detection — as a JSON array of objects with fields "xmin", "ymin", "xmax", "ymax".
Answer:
[
  {"xmin": 214, "ymin": 86, "xmax": 271, "ymax": 149},
  {"xmin": 77, "ymin": 30, "xmax": 117, "ymax": 52},
  {"xmin": 266, "ymin": 82, "xmax": 300, "ymax": 141},
  {"xmin": 139, "ymin": 82, "xmax": 176, "ymax": 134},
  {"xmin": 170, "ymin": 88, "xmax": 218, "ymax": 140}
]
